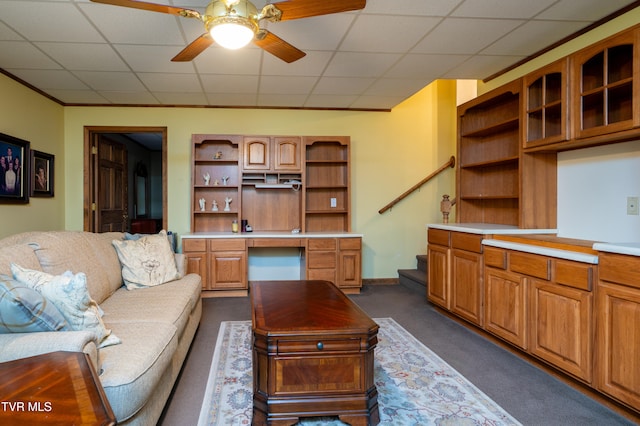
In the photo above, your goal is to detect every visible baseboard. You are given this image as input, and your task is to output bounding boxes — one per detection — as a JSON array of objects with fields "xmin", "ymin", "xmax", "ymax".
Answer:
[{"xmin": 363, "ymin": 278, "xmax": 399, "ymax": 286}]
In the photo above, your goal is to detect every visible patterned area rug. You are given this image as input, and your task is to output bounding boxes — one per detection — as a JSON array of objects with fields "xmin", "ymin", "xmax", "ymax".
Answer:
[{"xmin": 197, "ymin": 318, "xmax": 521, "ymax": 426}]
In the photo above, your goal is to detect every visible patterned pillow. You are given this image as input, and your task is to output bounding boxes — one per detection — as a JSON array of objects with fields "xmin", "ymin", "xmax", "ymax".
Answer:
[
  {"xmin": 0, "ymin": 274, "xmax": 69, "ymax": 333},
  {"xmin": 112, "ymin": 230, "xmax": 180, "ymax": 290},
  {"xmin": 10, "ymin": 264, "xmax": 121, "ymax": 348}
]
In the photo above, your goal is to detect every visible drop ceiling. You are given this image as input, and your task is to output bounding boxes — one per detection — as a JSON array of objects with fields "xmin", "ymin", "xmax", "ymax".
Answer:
[{"xmin": 0, "ymin": 0, "xmax": 637, "ymax": 111}]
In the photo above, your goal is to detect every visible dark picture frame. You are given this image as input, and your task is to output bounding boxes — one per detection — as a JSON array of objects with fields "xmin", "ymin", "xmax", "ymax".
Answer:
[
  {"xmin": 0, "ymin": 132, "xmax": 30, "ymax": 204},
  {"xmin": 31, "ymin": 150, "xmax": 55, "ymax": 197}
]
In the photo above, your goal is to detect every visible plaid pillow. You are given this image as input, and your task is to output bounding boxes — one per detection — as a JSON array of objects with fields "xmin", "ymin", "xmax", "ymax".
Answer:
[{"xmin": 0, "ymin": 275, "xmax": 69, "ymax": 333}]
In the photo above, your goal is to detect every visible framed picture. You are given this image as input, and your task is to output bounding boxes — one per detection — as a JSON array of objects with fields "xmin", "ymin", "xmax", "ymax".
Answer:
[
  {"xmin": 0, "ymin": 132, "xmax": 30, "ymax": 203},
  {"xmin": 31, "ymin": 150, "xmax": 55, "ymax": 197}
]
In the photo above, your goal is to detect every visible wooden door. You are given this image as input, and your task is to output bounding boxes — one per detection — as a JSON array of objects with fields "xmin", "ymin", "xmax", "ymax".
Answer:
[
  {"xmin": 273, "ymin": 137, "xmax": 301, "ymax": 171},
  {"xmin": 242, "ymin": 137, "xmax": 270, "ymax": 170},
  {"xmin": 484, "ymin": 268, "xmax": 527, "ymax": 349},
  {"xmin": 427, "ymin": 244, "xmax": 449, "ymax": 309},
  {"xmin": 451, "ymin": 249, "xmax": 483, "ymax": 326},
  {"xmin": 95, "ymin": 135, "xmax": 128, "ymax": 232}
]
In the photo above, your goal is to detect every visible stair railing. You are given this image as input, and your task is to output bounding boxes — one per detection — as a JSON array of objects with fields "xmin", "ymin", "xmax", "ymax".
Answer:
[{"xmin": 378, "ymin": 155, "xmax": 456, "ymax": 214}]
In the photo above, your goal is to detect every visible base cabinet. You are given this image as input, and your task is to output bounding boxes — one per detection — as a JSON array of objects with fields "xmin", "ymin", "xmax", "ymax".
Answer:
[
  {"xmin": 484, "ymin": 267, "xmax": 528, "ymax": 349},
  {"xmin": 451, "ymin": 249, "xmax": 483, "ymax": 326},
  {"xmin": 597, "ymin": 253, "xmax": 640, "ymax": 409}
]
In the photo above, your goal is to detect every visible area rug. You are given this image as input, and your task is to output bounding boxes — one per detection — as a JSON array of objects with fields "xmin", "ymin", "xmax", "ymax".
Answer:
[{"xmin": 197, "ymin": 318, "xmax": 521, "ymax": 426}]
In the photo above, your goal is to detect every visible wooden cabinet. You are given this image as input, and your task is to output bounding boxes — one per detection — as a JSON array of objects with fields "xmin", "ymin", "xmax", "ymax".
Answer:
[
  {"xmin": 242, "ymin": 136, "xmax": 302, "ymax": 172},
  {"xmin": 338, "ymin": 238, "xmax": 362, "ymax": 291},
  {"xmin": 427, "ymin": 228, "xmax": 450, "ymax": 309},
  {"xmin": 191, "ymin": 135, "xmax": 241, "ymax": 233},
  {"xmin": 183, "ymin": 238, "xmax": 208, "ymax": 290},
  {"xmin": 484, "ymin": 246, "xmax": 594, "ymax": 381},
  {"xmin": 306, "ymin": 237, "xmax": 362, "ymax": 292},
  {"xmin": 183, "ymin": 238, "xmax": 247, "ymax": 296},
  {"xmin": 450, "ymin": 233, "xmax": 484, "ymax": 326},
  {"xmin": 596, "ymin": 252, "xmax": 640, "ymax": 409},
  {"xmin": 571, "ymin": 27, "xmax": 639, "ymax": 140},
  {"xmin": 304, "ymin": 136, "xmax": 350, "ymax": 232},
  {"xmin": 522, "ymin": 58, "xmax": 569, "ymax": 148}
]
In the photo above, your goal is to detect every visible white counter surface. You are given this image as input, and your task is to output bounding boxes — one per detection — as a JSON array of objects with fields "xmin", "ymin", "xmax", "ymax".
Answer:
[
  {"xmin": 182, "ymin": 231, "xmax": 363, "ymax": 239},
  {"xmin": 427, "ymin": 223, "xmax": 557, "ymax": 235},
  {"xmin": 592, "ymin": 242, "xmax": 640, "ymax": 257},
  {"xmin": 483, "ymin": 239, "xmax": 599, "ymax": 264}
]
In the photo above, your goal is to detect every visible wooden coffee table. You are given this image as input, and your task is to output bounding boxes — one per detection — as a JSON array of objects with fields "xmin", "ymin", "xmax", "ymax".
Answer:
[
  {"xmin": 0, "ymin": 351, "xmax": 115, "ymax": 426},
  {"xmin": 250, "ymin": 280, "xmax": 379, "ymax": 426}
]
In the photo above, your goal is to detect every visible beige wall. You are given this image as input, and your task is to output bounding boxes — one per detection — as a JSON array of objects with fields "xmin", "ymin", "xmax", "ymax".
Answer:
[
  {"xmin": 63, "ymin": 80, "xmax": 457, "ymax": 279},
  {"xmin": 0, "ymin": 76, "xmax": 65, "ymax": 237}
]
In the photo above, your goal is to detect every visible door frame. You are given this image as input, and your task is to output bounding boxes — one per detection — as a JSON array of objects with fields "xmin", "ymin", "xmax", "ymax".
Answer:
[{"xmin": 84, "ymin": 126, "xmax": 168, "ymax": 232}]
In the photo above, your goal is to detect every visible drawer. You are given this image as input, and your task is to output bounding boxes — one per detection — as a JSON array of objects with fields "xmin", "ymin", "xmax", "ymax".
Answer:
[
  {"xmin": 182, "ymin": 238, "xmax": 206, "ymax": 252},
  {"xmin": 555, "ymin": 260, "xmax": 593, "ymax": 291},
  {"xmin": 599, "ymin": 252, "xmax": 640, "ymax": 289},
  {"xmin": 308, "ymin": 238, "xmax": 337, "ymax": 251},
  {"xmin": 339, "ymin": 238, "xmax": 361, "ymax": 250},
  {"xmin": 249, "ymin": 238, "xmax": 302, "ymax": 247},
  {"xmin": 209, "ymin": 238, "xmax": 246, "ymax": 251},
  {"xmin": 451, "ymin": 232, "xmax": 483, "ymax": 253},
  {"xmin": 307, "ymin": 251, "xmax": 336, "ymax": 269},
  {"xmin": 510, "ymin": 252, "xmax": 550, "ymax": 280},
  {"xmin": 428, "ymin": 228, "xmax": 450, "ymax": 246},
  {"xmin": 277, "ymin": 338, "xmax": 361, "ymax": 353},
  {"xmin": 484, "ymin": 247, "xmax": 507, "ymax": 269},
  {"xmin": 307, "ymin": 268, "xmax": 336, "ymax": 282}
]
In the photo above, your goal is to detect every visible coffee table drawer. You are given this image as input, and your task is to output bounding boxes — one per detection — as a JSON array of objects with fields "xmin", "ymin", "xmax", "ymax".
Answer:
[
  {"xmin": 278, "ymin": 338, "xmax": 361, "ymax": 353},
  {"xmin": 274, "ymin": 356, "xmax": 363, "ymax": 394}
]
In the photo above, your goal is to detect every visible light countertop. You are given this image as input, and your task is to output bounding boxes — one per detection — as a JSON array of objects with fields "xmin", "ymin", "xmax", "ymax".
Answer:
[
  {"xmin": 182, "ymin": 231, "xmax": 363, "ymax": 239},
  {"xmin": 592, "ymin": 242, "xmax": 640, "ymax": 257},
  {"xmin": 483, "ymin": 239, "xmax": 599, "ymax": 264},
  {"xmin": 427, "ymin": 223, "xmax": 557, "ymax": 235}
]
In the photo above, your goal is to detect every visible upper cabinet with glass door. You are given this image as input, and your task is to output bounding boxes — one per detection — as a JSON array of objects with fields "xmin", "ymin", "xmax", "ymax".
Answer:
[
  {"xmin": 523, "ymin": 58, "xmax": 569, "ymax": 149},
  {"xmin": 571, "ymin": 27, "xmax": 639, "ymax": 141}
]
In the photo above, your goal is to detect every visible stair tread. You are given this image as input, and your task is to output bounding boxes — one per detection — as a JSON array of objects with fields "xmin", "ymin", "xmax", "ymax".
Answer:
[{"xmin": 398, "ymin": 268, "xmax": 426, "ymax": 282}]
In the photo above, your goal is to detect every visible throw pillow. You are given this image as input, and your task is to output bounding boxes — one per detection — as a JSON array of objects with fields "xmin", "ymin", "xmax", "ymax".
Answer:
[
  {"xmin": 10, "ymin": 264, "xmax": 121, "ymax": 348},
  {"xmin": 0, "ymin": 274, "xmax": 70, "ymax": 333},
  {"xmin": 112, "ymin": 230, "xmax": 180, "ymax": 290}
]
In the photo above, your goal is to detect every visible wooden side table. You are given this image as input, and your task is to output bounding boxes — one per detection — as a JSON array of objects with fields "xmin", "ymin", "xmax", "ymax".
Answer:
[{"xmin": 0, "ymin": 351, "xmax": 116, "ymax": 425}]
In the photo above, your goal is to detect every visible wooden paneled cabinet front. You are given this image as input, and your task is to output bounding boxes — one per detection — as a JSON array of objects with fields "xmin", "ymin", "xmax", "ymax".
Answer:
[
  {"xmin": 306, "ymin": 237, "xmax": 362, "ymax": 293},
  {"xmin": 183, "ymin": 238, "xmax": 247, "ymax": 296},
  {"xmin": 596, "ymin": 252, "xmax": 640, "ymax": 409},
  {"xmin": 242, "ymin": 136, "xmax": 302, "ymax": 172}
]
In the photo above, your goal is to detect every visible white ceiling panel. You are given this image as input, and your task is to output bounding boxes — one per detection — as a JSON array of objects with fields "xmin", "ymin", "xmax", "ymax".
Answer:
[{"xmin": 0, "ymin": 0, "xmax": 636, "ymax": 110}]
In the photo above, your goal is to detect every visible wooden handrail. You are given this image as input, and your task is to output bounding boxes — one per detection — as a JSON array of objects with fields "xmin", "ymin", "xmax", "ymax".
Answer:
[{"xmin": 378, "ymin": 155, "xmax": 456, "ymax": 214}]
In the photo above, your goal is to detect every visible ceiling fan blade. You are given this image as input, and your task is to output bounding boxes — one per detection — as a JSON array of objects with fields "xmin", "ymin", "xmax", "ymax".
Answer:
[
  {"xmin": 254, "ymin": 31, "xmax": 306, "ymax": 63},
  {"xmin": 171, "ymin": 34, "xmax": 214, "ymax": 62},
  {"xmin": 89, "ymin": 0, "xmax": 200, "ymax": 18},
  {"xmin": 273, "ymin": 0, "xmax": 366, "ymax": 21}
]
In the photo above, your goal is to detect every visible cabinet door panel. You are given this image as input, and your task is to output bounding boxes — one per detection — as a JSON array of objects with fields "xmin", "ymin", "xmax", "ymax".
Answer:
[
  {"xmin": 596, "ymin": 281, "xmax": 640, "ymax": 407},
  {"xmin": 451, "ymin": 249, "xmax": 483, "ymax": 326},
  {"xmin": 243, "ymin": 137, "xmax": 270, "ymax": 170},
  {"xmin": 427, "ymin": 245, "xmax": 449, "ymax": 309},
  {"xmin": 185, "ymin": 253, "xmax": 208, "ymax": 290},
  {"xmin": 339, "ymin": 250, "xmax": 361, "ymax": 288},
  {"xmin": 484, "ymin": 268, "xmax": 527, "ymax": 349},
  {"xmin": 210, "ymin": 251, "xmax": 246, "ymax": 289},
  {"xmin": 529, "ymin": 278, "xmax": 592, "ymax": 383},
  {"xmin": 273, "ymin": 137, "xmax": 301, "ymax": 171}
]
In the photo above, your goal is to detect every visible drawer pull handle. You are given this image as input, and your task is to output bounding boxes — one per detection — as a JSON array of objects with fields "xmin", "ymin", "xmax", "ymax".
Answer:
[{"xmin": 316, "ymin": 342, "xmax": 324, "ymax": 350}]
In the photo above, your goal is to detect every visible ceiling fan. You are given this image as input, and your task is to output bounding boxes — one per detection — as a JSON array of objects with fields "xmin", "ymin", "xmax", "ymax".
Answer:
[{"xmin": 90, "ymin": 0, "xmax": 367, "ymax": 63}]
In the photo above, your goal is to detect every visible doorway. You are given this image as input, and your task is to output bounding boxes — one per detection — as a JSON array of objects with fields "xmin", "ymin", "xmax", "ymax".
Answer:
[{"xmin": 84, "ymin": 126, "xmax": 167, "ymax": 233}]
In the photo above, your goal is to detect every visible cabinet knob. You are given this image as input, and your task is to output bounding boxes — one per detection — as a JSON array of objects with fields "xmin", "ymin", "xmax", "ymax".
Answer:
[{"xmin": 316, "ymin": 342, "xmax": 324, "ymax": 350}]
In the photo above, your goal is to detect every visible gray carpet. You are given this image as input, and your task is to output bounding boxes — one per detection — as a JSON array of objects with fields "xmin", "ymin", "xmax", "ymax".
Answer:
[{"xmin": 159, "ymin": 284, "xmax": 636, "ymax": 426}]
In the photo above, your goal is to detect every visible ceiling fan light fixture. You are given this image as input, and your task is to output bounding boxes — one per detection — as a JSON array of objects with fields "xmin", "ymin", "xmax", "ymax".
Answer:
[{"xmin": 209, "ymin": 15, "xmax": 256, "ymax": 50}]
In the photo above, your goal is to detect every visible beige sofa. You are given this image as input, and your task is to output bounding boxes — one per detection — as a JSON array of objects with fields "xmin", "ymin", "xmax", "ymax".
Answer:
[{"xmin": 0, "ymin": 231, "xmax": 202, "ymax": 426}]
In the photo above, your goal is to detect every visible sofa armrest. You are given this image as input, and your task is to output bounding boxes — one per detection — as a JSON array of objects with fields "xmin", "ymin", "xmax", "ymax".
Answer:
[
  {"xmin": 174, "ymin": 253, "xmax": 187, "ymax": 279},
  {"xmin": 0, "ymin": 331, "xmax": 100, "ymax": 372}
]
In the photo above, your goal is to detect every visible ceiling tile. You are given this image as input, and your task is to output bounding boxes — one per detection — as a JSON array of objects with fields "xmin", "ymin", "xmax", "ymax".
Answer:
[
  {"xmin": 259, "ymin": 75, "xmax": 319, "ymax": 95},
  {"xmin": 0, "ymin": 21, "xmax": 21, "ymax": 40},
  {"xmin": 154, "ymin": 91, "xmax": 208, "ymax": 105},
  {"xmin": 34, "ymin": 42, "xmax": 129, "ymax": 71},
  {"xmin": 385, "ymin": 53, "xmax": 468, "ymax": 79},
  {"xmin": 324, "ymin": 52, "xmax": 402, "ymax": 78},
  {"xmin": 99, "ymin": 90, "xmax": 160, "ymax": 104},
  {"xmin": 313, "ymin": 77, "xmax": 376, "ymax": 95},
  {"xmin": 260, "ymin": 14, "xmax": 356, "ymax": 51},
  {"xmin": 205, "ymin": 93, "xmax": 258, "ymax": 106},
  {"xmin": 413, "ymin": 18, "xmax": 525, "ymax": 54},
  {"xmin": 5, "ymin": 69, "xmax": 89, "ymax": 90},
  {"xmin": 114, "ymin": 45, "xmax": 196, "ymax": 73},
  {"xmin": 537, "ymin": 0, "xmax": 637, "ymax": 20},
  {"xmin": 261, "ymin": 51, "xmax": 333, "ymax": 77},
  {"xmin": 257, "ymin": 93, "xmax": 308, "ymax": 107},
  {"xmin": 304, "ymin": 94, "xmax": 360, "ymax": 109},
  {"xmin": 0, "ymin": 41, "xmax": 61, "ymax": 68},
  {"xmin": 200, "ymin": 74, "xmax": 259, "ymax": 94},
  {"xmin": 364, "ymin": 0, "xmax": 463, "ymax": 16},
  {"xmin": 73, "ymin": 71, "xmax": 147, "ymax": 91},
  {"xmin": 137, "ymin": 72, "xmax": 203, "ymax": 92},
  {"xmin": 451, "ymin": 0, "xmax": 557, "ymax": 19},
  {"xmin": 46, "ymin": 89, "xmax": 109, "ymax": 104},
  {"xmin": 193, "ymin": 46, "xmax": 262, "ymax": 75},
  {"xmin": 443, "ymin": 54, "xmax": 525, "ymax": 79}
]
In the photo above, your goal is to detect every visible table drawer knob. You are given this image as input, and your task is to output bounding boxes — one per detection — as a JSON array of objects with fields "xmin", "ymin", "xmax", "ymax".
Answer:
[{"xmin": 316, "ymin": 342, "xmax": 324, "ymax": 350}]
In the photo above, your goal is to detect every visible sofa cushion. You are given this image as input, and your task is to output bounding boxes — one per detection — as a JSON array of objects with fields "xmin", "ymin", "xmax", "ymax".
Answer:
[
  {"xmin": 0, "ymin": 243, "xmax": 41, "ymax": 277},
  {"xmin": 0, "ymin": 275, "xmax": 70, "ymax": 333},
  {"xmin": 100, "ymin": 274, "xmax": 201, "ymax": 337},
  {"xmin": 27, "ymin": 231, "xmax": 124, "ymax": 304},
  {"xmin": 111, "ymin": 230, "xmax": 180, "ymax": 290},
  {"xmin": 98, "ymin": 321, "xmax": 178, "ymax": 422},
  {"xmin": 10, "ymin": 264, "xmax": 120, "ymax": 348}
]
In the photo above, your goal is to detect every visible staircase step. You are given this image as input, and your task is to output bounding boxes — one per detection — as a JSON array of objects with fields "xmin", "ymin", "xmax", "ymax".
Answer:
[
  {"xmin": 398, "ymin": 268, "xmax": 426, "ymax": 293},
  {"xmin": 416, "ymin": 254, "xmax": 427, "ymax": 273}
]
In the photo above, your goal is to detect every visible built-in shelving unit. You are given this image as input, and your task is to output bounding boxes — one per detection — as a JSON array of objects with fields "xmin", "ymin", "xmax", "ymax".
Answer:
[{"xmin": 304, "ymin": 136, "xmax": 351, "ymax": 232}]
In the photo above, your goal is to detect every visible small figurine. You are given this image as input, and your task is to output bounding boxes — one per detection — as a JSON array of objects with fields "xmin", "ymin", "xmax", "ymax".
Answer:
[
  {"xmin": 214, "ymin": 179, "xmax": 219, "ymax": 186},
  {"xmin": 203, "ymin": 172, "xmax": 210, "ymax": 186},
  {"xmin": 224, "ymin": 197, "xmax": 232, "ymax": 212},
  {"xmin": 211, "ymin": 200, "xmax": 218, "ymax": 211},
  {"xmin": 214, "ymin": 151, "xmax": 223, "ymax": 159},
  {"xmin": 222, "ymin": 176, "xmax": 229, "ymax": 186},
  {"xmin": 199, "ymin": 198, "xmax": 206, "ymax": 212}
]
